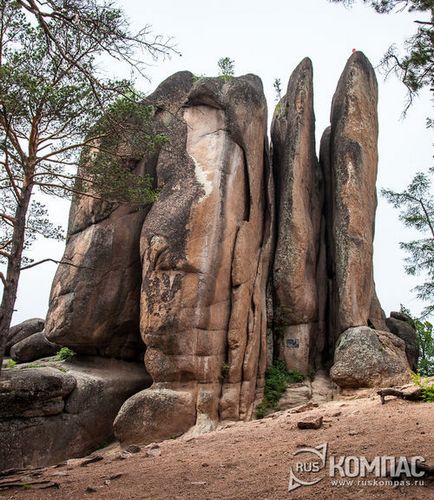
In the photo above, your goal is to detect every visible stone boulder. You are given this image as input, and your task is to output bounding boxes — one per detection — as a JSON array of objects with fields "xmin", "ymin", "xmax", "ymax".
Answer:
[
  {"xmin": 0, "ymin": 367, "xmax": 76, "ymax": 418},
  {"xmin": 386, "ymin": 316, "xmax": 419, "ymax": 371},
  {"xmin": 330, "ymin": 326, "xmax": 411, "ymax": 388},
  {"xmin": 5, "ymin": 318, "xmax": 45, "ymax": 355},
  {"xmin": 114, "ymin": 388, "xmax": 196, "ymax": 446},
  {"xmin": 10, "ymin": 332, "xmax": 59, "ymax": 363},
  {"xmin": 271, "ymin": 58, "xmax": 325, "ymax": 374},
  {"xmin": 320, "ymin": 51, "xmax": 386, "ymax": 342},
  {"xmin": 0, "ymin": 357, "xmax": 151, "ymax": 470}
]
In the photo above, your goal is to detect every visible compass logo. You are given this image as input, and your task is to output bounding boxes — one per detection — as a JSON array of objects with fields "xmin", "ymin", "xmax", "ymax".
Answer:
[
  {"xmin": 288, "ymin": 443, "xmax": 328, "ymax": 492},
  {"xmin": 288, "ymin": 443, "xmax": 426, "ymax": 492}
]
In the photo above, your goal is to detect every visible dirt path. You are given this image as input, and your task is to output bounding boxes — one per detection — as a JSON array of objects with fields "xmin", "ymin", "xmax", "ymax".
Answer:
[{"xmin": 2, "ymin": 396, "xmax": 433, "ymax": 499}]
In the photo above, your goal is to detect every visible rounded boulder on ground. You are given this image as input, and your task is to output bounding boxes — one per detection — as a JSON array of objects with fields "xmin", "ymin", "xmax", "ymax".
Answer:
[{"xmin": 330, "ymin": 326, "xmax": 411, "ymax": 388}]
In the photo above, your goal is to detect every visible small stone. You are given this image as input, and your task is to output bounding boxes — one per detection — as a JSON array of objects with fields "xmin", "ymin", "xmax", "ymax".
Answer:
[
  {"xmin": 145, "ymin": 445, "xmax": 161, "ymax": 458},
  {"xmin": 125, "ymin": 444, "xmax": 141, "ymax": 454},
  {"xmin": 117, "ymin": 451, "xmax": 132, "ymax": 460},
  {"xmin": 291, "ymin": 402, "xmax": 319, "ymax": 414},
  {"xmin": 191, "ymin": 481, "xmax": 206, "ymax": 486},
  {"xmin": 85, "ymin": 486, "xmax": 97, "ymax": 493},
  {"xmin": 348, "ymin": 430, "xmax": 358, "ymax": 436},
  {"xmin": 297, "ymin": 415, "xmax": 323, "ymax": 430},
  {"xmin": 109, "ymin": 473, "xmax": 124, "ymax": 480},
  {"xmin": 201, "ymin": 463, "xmax": 209, "ymax": 467}
]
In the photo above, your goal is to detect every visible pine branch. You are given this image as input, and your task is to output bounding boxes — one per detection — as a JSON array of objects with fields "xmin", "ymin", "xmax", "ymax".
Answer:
[{"xmin": 20, "ymin": 258, "xmax": 94, "ymax": 271}]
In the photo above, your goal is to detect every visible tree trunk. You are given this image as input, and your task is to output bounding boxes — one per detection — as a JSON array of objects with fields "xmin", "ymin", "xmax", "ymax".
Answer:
[{"xmin": 0, "ymin": 184, "xmax": 33, "ymax": 375}]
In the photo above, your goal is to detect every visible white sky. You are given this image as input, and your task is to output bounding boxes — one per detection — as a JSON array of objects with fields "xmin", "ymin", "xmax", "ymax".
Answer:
[{"xmin": 10, "ymin": 0, "xmax": 433, "ymax": 324}]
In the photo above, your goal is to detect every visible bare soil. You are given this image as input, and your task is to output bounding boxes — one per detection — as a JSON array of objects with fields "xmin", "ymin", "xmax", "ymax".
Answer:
[{"xmin": 2, "ymin": 394, "xmax": 434, "ymax": 499}]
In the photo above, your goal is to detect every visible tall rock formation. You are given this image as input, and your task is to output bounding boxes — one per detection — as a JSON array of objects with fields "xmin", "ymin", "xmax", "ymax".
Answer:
[
  {"xmin": 32, "ymin": 53, "xmax": 408, "ymax": 456},
  {"xmin": 320, "ymin": 51, "xmax": 387, "ymax": 347},
  {"xmin": 270, "ymin": 52, "xmax": 388, "ymax": 374},
  {"xmin": 114, "ymin": 72, "xmax": 273, "ymax": 443},
  {"xmin": 270, "ymin": 58, "xmax": 325, "ymax": 374}
]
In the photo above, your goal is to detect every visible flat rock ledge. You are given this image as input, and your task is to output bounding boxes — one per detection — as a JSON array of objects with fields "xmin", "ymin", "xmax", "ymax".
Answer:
[{"xmin": 0, "ymin": 357, "xmax": 151, "ymax": 470}]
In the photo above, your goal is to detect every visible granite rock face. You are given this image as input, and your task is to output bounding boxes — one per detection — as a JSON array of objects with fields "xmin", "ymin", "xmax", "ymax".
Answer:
[
  {"xmin": 0, "ymin": 358, "xmax": 151, "ymax": 470},
  {"xmin": 320, "ymin": 51, "xmax": 385, "ymax": 341},
  {"xmin": 6, "ymin": 318, "xmax": 45, "ymax": 355},
  {"xmin": 10, "ymin": 332, "xmax": 59, "ymax": 363},
  {"xmin": 134, "ymin": 72, "xmax": 272, "ymax": 442},
  {"xmin": 270, "ymin": 52, "xmax": 386, "ymax": 376},
  {"xmin": 330, "ymin": 326, "xmax": 410, "ymax": 388},
  {"xmin": 386, "ymin": 316, "xmax": 418, "ymax": 371},
  {"xmin": 32, "ymin": 53, "xmax": 407, "ymax": 454},
  {"xmin": 271, "ymin": 58, "xmax": 325, "ymax": 374},
  {"xmin": 43, "ymin": 129, "xmax": 156, "ymax": 361}
]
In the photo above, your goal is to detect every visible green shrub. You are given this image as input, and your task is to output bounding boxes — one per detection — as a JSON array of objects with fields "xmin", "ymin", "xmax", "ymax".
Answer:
[
  {"xmin": 411, "ymin": 372, "xmax": 434, "ymax": 402},
  {"xmin": 255, "ymin": 360, "xmax": 304, "ymax": 418},
  {"xmin": 217, "ymin": 57, "xmax": 235, "ymax": 81},
  {"xmin": 221, "ymin": 362, "xmax": 230, "ymax": 380},
  {"xmin": 56, "ymin": 347, "xmax": 76, "ymax": 361},
  {"xmin": 5, "ymin": 359, "xmax": 16, "ymax": 369}
]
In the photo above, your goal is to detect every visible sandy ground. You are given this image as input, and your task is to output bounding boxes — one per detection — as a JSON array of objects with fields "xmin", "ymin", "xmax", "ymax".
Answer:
[{"xmin": 1, "ymin": 394, "xmax": 433, "ymax": 500}]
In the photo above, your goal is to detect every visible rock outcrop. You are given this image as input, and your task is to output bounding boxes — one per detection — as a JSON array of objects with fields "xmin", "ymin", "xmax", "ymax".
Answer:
[
  {"xmin": 386, "ymin": 314, "xmax": 418, "ymax": 371},
  {"xmin": 320, "ymin": 51, "xmax": 386, "ymax": 343},
  {"xmin": 44, "ymin": 160, "xmax": 154, "ymax": 360},
  {"xmin": 6, "ymin": 318, "xmax": 45, "ymax": 355},
  {"xmin": 270, "ymin": 51, "xmax": 387, "ymax": 377},
  {"xmin": 44, "ymin": 71, "xmax": 272, "ymax": 445},
  {"xmin": 330, "ymin": 326, "xmax": 411, "ymax": 388},
  {"xmin": 10, "ymin": 332, "xmax": 59, "ymax": 363},
  {"xmin": 271, "ymin": 58, "xmax": 325, "ymax": 374},
  {"xmin": 26, "ymin": 52, "xmax": 409, "ymax": 457},
  {"xmin": 126, "ymin": 71, "xmax": 272, "ymax": 442},
  {"xmin": 0, "ymin": 357, "xmax": 151, "ymax": 469}
]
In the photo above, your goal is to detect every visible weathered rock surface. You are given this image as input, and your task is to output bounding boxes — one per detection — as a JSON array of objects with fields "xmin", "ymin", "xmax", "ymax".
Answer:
[
  {"xmin": 321, "ymin": 51, "xmax": 384, "ymax": 339},
  {"xmin": 10, "ymin": 332, "xmax": 59, "ymax": 363},
  {"xmin": 43, "ymin": 114, "xmax": 159, "ymax": 361},
  {"xmin": 270, "ymin": 51, "xmax": 387, "ymax": 376},
  {"xmin": 271, "ymin": 58, "xmax": 324, "ymax": 374},
  {"xmin": 330, "ymin": 326, "xmax": 411, "ymax": 388},
  {"xmin": 114, "ymin": 389, "xmax": 196, "ymax": 445},
  {"xmin": 6, "ymin": 318, "xmax": 45, "ymax": 355},
  {"xmin": 0, "ymin": 357, "xmax": 151, "ymax": 470},
  {"xmin": 279, "ymin": 382, "xmax": 312, "ymax": 410},
  {"xmin": 297, "ymin": 415, "xmax": 323, "ymax": 429},
  {"xmin": 33, "ymin": 54, "xmax": 406, "ymax": 457},
  {"xmin": 0, "ymin": 367, "xmax": 76, "ymax": 418},
  {"xmin": 129, "ymin": 71, "xmax": 272, "ymax": 443},
  {"xmin": 278, "ymin": 371, "xmax": 334, "ymax": 410},
  {"xmin": 386, "ymin": 316, "xmax": 418, "ymax": 371}
]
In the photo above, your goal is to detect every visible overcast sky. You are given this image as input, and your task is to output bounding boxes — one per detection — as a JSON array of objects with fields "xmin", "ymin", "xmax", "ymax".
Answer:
[{"xmin": 9, "ymin": 0, "xmax": 433, "ymax": 325}]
